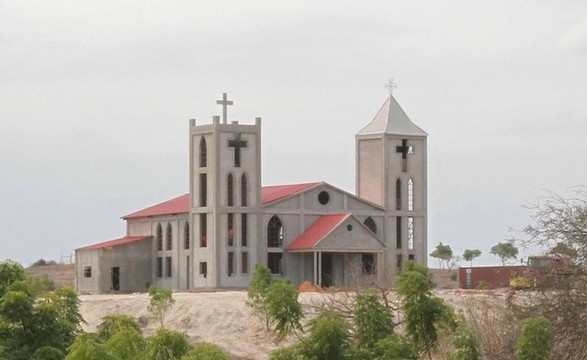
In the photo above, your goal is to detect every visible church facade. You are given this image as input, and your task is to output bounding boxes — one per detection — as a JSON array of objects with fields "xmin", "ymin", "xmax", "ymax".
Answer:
[{"xmin": 75, "ymin": 93, "xmax": 428, "ymax": 292}]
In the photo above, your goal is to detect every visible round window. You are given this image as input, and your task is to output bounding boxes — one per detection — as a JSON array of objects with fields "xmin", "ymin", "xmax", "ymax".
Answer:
[
  {"xmin": 347, "ymin": 224, "xmax": 353, "ymax": 231},
  {"xmin": 318, "ymin": 191, "xmax": 330, "ymax": 205}
]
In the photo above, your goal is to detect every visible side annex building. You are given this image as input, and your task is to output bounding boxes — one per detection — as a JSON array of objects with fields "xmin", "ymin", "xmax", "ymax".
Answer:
[{"xmin": 75, "ymin": 93, "xmax": 428, "ymax": 292}]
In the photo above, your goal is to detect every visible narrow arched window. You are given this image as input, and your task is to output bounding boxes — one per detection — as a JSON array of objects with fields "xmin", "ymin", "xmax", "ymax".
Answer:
[
  {"xmin": 166, "ymin": 223, "xmax": 172, "ymax": 250},
  {"xmin": 267, "ymin": 215, "xmax": 284, "ymax": 247},
  {"xmin": 241, "ymin": 174, "xmax": 248, "ymax": 207},
  {"xmin": 156, "ymin": 223, "xmax": 163, "ymax": 251},
  {"xmin": 364, "ymin": 217, "xmax": 377, "ymax": 235},
  {"xmin": 227, "ymin": 173, "xmax": 234, "ymax": 206},
  {"xmin": 396, "ymin": 178, "xmax": 402, "ymax": 210},
  {"xmin": 199, "ymin": 137, "xmax": 207, "ymax": 167},
  {"xmin": 184, "ymin": 222, "xmax": 190, "ymax": 250},
  {"xmin": 408, "ymin": 178, "xmax": 414, "ymax": 211}
]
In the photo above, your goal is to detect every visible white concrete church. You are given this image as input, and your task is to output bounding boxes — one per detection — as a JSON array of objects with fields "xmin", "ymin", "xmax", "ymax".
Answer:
[{"xmin": 75, "ymin": 91, "xmax": 428, "ymax": 293}]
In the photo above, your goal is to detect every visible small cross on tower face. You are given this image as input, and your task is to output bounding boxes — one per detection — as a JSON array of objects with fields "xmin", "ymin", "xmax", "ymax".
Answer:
[
  {"xmin": 396, "ymin": 139, "xmax": 413, "ymax": 172},
  {"xmin": 216, "ymin": 92, "xmax": 233, "ymax": 124},
  {"xmin": 385, "ymin": 79, "xmax": 397, "ymax": 98},
  {"xmin": 228, "ymin": 133, "xmax": 247, "ymax": 167}
]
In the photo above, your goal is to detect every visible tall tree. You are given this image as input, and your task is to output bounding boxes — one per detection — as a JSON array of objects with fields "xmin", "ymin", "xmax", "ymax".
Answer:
[
  {"xmin": 396, "ymin": 261, "xmax": 455, "ymax": 359},
  {"xmin": 430, "ymin": 242, "xmax": 453, "ymax": 269},
  {"xmin": 265, "ymin": 279, "xmax": 303, "ymax": 340},
  {"xmin": 462, "ymin": 249, "xmax": 482, "ymax": 268},
  {"xmin": 246, "ymin": 263, "xmax": 273, "ymax": 331},
  {"xmin": 147, "ymin": 287, "xmax": 175, "ymax": 328},
  {"xmin": 353, "ymin": 291, "xmax": 395, "ymax": 350},
  {"xmin": 490, "ymin": 242, "xmax": 518, "ymax": 266}
]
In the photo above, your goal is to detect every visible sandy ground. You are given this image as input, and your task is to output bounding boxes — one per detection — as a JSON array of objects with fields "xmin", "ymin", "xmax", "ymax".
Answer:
[{"xmin": 79, "ymin": 289, "xmax": 511, "ymax": 360}]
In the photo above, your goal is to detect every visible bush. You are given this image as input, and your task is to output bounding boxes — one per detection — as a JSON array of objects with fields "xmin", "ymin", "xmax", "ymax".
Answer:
[
  {"xmin": 510, "ymin": 277, "xmax": 533, "ymax": 290},
  {"xmin": 182, "ymin": 342, "xmax": 230, "ymax": 360},
  {"xmin": 475, "ymin": 281, "xmax": 492, "ymax": 290},
  {"xmin": 515, "ymin": 316, "xmax": 552, "ymax": 360}
]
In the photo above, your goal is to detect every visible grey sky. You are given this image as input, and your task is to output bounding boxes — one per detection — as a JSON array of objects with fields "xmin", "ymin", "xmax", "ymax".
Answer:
[{"xmin": 1, "ymin": 1, "xmax": 586, "ymax": 267}]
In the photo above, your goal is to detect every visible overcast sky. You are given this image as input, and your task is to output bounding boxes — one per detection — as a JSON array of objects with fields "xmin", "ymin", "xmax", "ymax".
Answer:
[{"xmin": 1, "ymin": 1, "xmax": 586, "ymax": 267}]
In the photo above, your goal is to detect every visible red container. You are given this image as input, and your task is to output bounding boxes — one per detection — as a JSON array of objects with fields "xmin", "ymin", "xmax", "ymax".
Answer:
[{"xmin": 459, "ymin": 266, "xmax": 527, "ymax": 289}]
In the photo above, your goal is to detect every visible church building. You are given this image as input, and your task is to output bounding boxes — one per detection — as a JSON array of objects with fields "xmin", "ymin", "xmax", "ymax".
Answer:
[{"xmin": 75, "ymin": 91, "xmax": 428, "ymax": 292}]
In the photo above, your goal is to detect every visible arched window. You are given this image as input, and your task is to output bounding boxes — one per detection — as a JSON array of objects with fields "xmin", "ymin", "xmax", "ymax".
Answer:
[
  {"xmin": 166, "ymin": 223, "xmax": 172, "ymax": 250},
  {"xmin": 227, "ymin": 173, "xmax": 234, "ymax": 206},
  {"xmin": 364, "ymin": 217, "xmax": 377, "ymax": 235},
  {"xmin": 156, "ymin": 224, "xmax": 163, "ymax": 251},
  {"xmin": 199, "ymin": 137, "xmax": 207, "ymax": 167},
  {"xmin": 396, "ymin": 178, "xmax": 402, "ymax": 210},
  {"xmin": 184, "ymin": 222, "xmax": 190, "ymax": 250},
  {"xmin": 241, "ymin": 174, "xmax": 248, "ymax": 207},
  {"xmin": 267, "ymin": 215, "xmax": 284, "ymax": 247},
  {"xmin": 408, "ymin": 178, "xmax": 414, "ymax": 211}
]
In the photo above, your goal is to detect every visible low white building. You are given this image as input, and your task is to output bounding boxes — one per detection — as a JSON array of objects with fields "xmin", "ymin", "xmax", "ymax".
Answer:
[{"xmin": 75, "ymin": 92, "xmax": 428, "ymax": 292}]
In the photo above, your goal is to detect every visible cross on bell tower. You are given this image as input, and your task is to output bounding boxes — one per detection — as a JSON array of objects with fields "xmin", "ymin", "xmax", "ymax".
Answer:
[
  {"xmin": 216, "ymin": 92, "xmax": 233, "ymax": 124},
  {"xmin": 228, "ymin": 133, "xmax": 247, "ymax": 167},
  {"xmin": 396, "ymin": 139, "xmax": 413, "ymax": 172},
  {"xmin": 385, "ymin": 78, "xmax": 397, "ymax": 98}
]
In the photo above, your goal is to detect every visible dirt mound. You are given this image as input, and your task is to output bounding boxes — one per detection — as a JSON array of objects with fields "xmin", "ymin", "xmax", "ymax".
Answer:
[{"xmin": 297, "ymin": 280, "xmax": 322, "ymax": 292}]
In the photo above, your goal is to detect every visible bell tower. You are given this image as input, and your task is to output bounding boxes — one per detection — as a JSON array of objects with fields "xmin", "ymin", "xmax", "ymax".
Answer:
[
  {"xmin": 189, "ymin": 93, "xmax": 262, "ymax": 288},
  {"xmin": 356, "ymin": 88, "xmax": 428, "ymax": 273}
]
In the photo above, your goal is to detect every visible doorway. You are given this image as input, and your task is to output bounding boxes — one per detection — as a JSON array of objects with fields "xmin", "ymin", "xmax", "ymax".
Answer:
[
  {"xmin": 111, "ymin": 267, "xmax": 120, "ymax": 291},
  {"xmin": 321, "ymin": 253, "xmax": 333, "ymax": 287}
]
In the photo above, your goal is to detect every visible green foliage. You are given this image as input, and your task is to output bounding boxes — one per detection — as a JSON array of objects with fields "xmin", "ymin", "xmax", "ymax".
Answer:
[
  {"xmin": 268, "ymin": 345, "xmax": 303, "ymax": 360},
  {"xmin": 97, "ymin": 314, "xmax": 142, "ymax": 340},
  {"xmin": 474, "ymin": 280, "xmax": 492, "ymax": 290},
  {"xmin": 462, "ymin": 249, "xmax": 482, "ymax": 267},
  {"xmin": 372, "ymin": 334, "xmax": 418, "ymax": 360},
  {"xmin": 397, "ymin": 261, "xmax": 455, "ymax": 359},
  {"xmin": 65, "ymin": 333, "xmax": 118, "ymax": 360},
  {"xmin": 510, "ymin": 276, "xmax": 533, "ymax": 289},
  {"xmin": 266, "ymin": 279, "xmax": 303, "ymax": 340},
  {"xmin": 31, "ymin": 258, "xmax": 57, "ymax": 267},
  {"xmin": 148, "ymin": 287, "xmax": 176, "ymax": 327},
  {"xmin": 430, "ymin": 242, "xmax": 453, "ymax": 269},
  {"xmin": 515, "ymin": 316, "xmax": 552, "ymax": 360},
  {"xmin": 298, "ymin": 311, "xmax": 351, "ymax": 360},
  {"xmin": 490, "ymin": 241, "xmax": 519, "ymax": 266},
  {"xmin": 450, "ymin": 324, "xmax": 481, "ymax": 360},
  {"xmin": 104, "ymin": 329, "xmax": 147, "ymax": 360},
  {"xmin": 246, "ymin": 263, "xmax": 273, "ymax": 330},
  {"xmin": 145, "ymin": 327, "xmax": 191, "ymax": 360},
  {"xmin": 181, "ymin": 342, "xmax": 230, "ymax": 360},
  {"xmin": 31, "ymin": 346, "xmax": 64, "ymax": 360},
  {"xmin": 353, "ymin": 291, "xmax": 394, "ymax": 349},
  {"xmin": 549, "ymin": 241, "xmax": 577, "ymax": 257},
  {"xmin": 0, "ymin": 259, "xmax": 26, "ymax": 297}
]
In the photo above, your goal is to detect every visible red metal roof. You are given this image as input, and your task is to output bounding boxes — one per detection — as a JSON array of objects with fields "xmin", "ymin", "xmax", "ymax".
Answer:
[
  {"xmin": 286, "ymin": 213, "xmax": 350, "ymax": 251},
  {"xmin": 261, "ymin": 182, "xmax": 321, "ymax": 204},
  {"xmin": 123, "ymin": 194, "xmax": 189, "ymax": 219},
  {"xmin": 77, "ymin": 236, "xmax": 151, "ymax": 251},
  {"xmin": 122, "ymin": 182, "xmax": 321, "ymax": 219}
]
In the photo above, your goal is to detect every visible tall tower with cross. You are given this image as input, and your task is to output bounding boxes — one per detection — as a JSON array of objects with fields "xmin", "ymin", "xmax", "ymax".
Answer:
[
  {"xmin": 189, "ymin": 93, "xmax": 262, "ymax": 288},
  {"xmin": 355, "ymin": 87, "xmax": 428, "ymax": 276}
]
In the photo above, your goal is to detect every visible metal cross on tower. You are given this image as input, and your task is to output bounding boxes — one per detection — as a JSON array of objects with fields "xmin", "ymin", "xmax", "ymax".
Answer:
[
  {"xmin": 216, "ymin": 92, "xmax": 233, "ymax": 124},
  {"xmin": 385, "ymin": 79, "xmax": 397, "ymax": 97}
]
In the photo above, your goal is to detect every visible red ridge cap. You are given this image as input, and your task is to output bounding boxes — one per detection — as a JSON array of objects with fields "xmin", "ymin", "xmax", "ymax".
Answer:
[{"xmin": 77, "ymin": 236, "xmax": 151, "ymax": 251}]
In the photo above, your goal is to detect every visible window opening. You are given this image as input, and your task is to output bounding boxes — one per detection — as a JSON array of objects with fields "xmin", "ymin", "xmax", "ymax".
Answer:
[
  {"xmin": 228, "ymin": 133, "xmax": 247, "ymax": 167},
  {"xmin": 408, "ymin": 254, "xmax": 415, "ymax": 261},
  {"xmin": 227, "ymin": 252, "xmax": 234, "ymax": 276},
  {"xmin": 396, "ymin": 178, "xmax": 402, "ymax": 210},
  {"xmin": 166, "ymin": 223, "xmax": 172, "ymax": 250},
  {"xmin": 362, "ymin": 253, "xmax": 375, "ymax": 275},
  {"xmin": 227, "ymin": 213, "xmax": 234, "ymax": 247},
  {"xmin": 200, "ymin": 214, "xmax": 207, "ymax": 247},
  {"xmin": 241, "ymin": 174, "xmax": 248, "ymax": 206},
  {"xmin": 227, "ymin": 173, "xmax": 234, "ymax": 206},
  {"xmin": 396, "ymin": 139, "xmax": 412, "ymax": 172},
  {"xmin": 364, "ymin": 217, "xmax": 377, "ymax": 235},
  {"xmin": 408, "ymin": 217, "xmax": 414, "ymax": 250},
  {"xmin": 397, "ymin": 254, "xmax": 403, "ymax": 269},
  {"xmin": 318, "ymin": 191, "xmax": 330, "ymax": 205},
  {"xmin": 156, "ymin": 224, "xmax": 163, "ymax": 251},
  {"xmin": 267, "ymin": 253, "xmax": 283, "ymax": 274},
  {"xmin": 199, "ymin": 262, "xmax": 207, "ymax": 278},
  {"xmin": 241, "ymin": 252, "xmax": 249, "ymax": 274},
  {"xmin": 408, "ymin": 178, "xmax": 414, "ymax": 211},
  {"xmin": 199, "ymin": 137, "xmax": 207, "ymax": 167},
  {"xmin": 241, "ymin": 213, "xmax": 248, "ymax": 247},
  {"xmin": 199, "ymin": 174, "xmax": 207, "ymax": 207},
  {"xmin": 396, "ymin": 217, "xmax": 402, "ymax": 249},
  {"xmin": 267, "ymin": 215, "xmax": 284, "ymax": 247},
  {"xmin": 184, "ymin": 222, "xmax": 190, "ymax": 250},
  {"xmin": 84, "ymin": 266, "xmax": 92, "ymax": 278},
  {"xmin": 166, "ymin": 257, "xmax": 172, "ymax": 277},
  {"xmin": 156, "ymin": 257, "xmax": 163, "ymax": 278}
]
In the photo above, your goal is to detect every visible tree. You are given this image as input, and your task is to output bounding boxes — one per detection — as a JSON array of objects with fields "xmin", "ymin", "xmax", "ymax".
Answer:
[
  {"xmin": 97, "ymin": 314, "xmax": 142, "ymax": 340},
  {"xmin": 451, "ymin": 322, "xmax": 481, "ymax": 360},
  {"xmin": 148, "ymin": 287, "xmax": 175, "ymax": 328},
  {"xmin": 265, "ymin": 279, "xmax": 303, "ymax": 340},
  {"xmin": 0, "ymin": 259, "xmax": 26, "ymax": 297},
  {"xmin": 549, "ymin": 242, "xmax": 577, "ymax": 257},
  {"xmin": 515, "ymin": 317, "xmax": 552, "ymax": 360},
  {"xmin": 490, "ymin": 241, "xmax": 518, "ymax": 266},
  {"xmin": 181, "ymin": 342, "xmax": 230, "ymax": 360},
  {"xmin": 353, "ymin": 291, "xmax": 395, "ymax": 350},
  {"xmin": 145, "ymin": 328, "xmax": 191, "ymax": 360},
  {"xmin": 298, "ymin": 311, "xmax": 351, "ymax": 360},
  {"xmin": 246, "ymin": 263, "xmax": 273, "ymax": 330},
  {"xmin": 396, "ymin": 261, "xmax": 455, "ymax": 359},
  {"xmin": 462, "ymin": 249, "xmax": 482, "ymax": 268},
  {"xmin": 430, "ymin": 243, "xmax": 453, "ymax": 269}
]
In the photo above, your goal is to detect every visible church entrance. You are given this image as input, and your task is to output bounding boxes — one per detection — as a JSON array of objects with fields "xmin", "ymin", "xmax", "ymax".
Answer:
[
  {"xmin": 320, "ymin": 253, "xmax": 333, "ymax": 287},
  {"xmin": 111, "ymin": 267, "xmax": 120, "ymax": 291}
]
